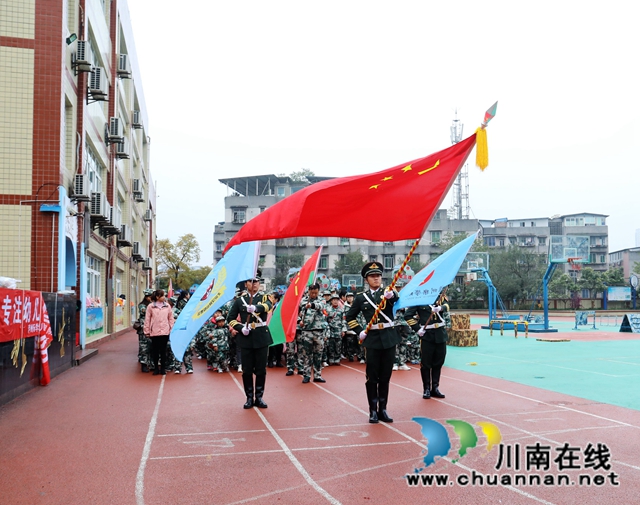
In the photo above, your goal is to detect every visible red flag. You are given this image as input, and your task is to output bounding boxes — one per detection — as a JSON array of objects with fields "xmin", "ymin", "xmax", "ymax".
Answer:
[
  {"xmin": 167, "ymin": 279, "xmax": 174, "ymax": 299},
  {"xmin": 268, "ymin": 246, "xmax": 323, "ymax": 344},
  {"xmin": 224, "ymin": 135, "xmax": 476, "ymax": 253}
]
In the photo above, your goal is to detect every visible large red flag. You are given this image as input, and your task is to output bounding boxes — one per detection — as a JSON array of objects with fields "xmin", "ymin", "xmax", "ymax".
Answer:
[
  {"xmin": 224, "ymin": 134, "xmax": 476, "ymax": 253},
  {"xmin": 268, "ymin": 246, "xmax": 323, "ymax": 344}
]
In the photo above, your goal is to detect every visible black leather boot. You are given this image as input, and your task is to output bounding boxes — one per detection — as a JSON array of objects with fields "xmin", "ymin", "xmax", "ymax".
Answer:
[
  {"xmin": 254, "ymin": 374, "xmax": 268, "ymax": 408},
  {"xmin": 242, "ymin": 374, "xmax": 254, "ymax": 409},
  {"xmin": 141, "ymin": 363, "xmax": 149, "ymax": 373},
  {"xmin": 377, "ymin": 383, "xmax": 393, "ymax": 423},
  {"xmin": 366, "ymin": 382, "xmax": 378, "ymax": 424}
]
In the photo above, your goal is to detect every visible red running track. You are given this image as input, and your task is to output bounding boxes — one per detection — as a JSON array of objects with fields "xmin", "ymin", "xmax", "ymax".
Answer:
[{"xmin": 1, "ymin": 330, "xmax": 639, "ymax": 505}]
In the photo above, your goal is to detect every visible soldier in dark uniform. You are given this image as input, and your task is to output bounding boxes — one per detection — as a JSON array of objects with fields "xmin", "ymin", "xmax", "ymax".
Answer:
[
  {"xmin": 346, "ymin": 262, "xmax": 400, "ymax": 424},
  {"xmin": 405, "ymin": 291, "xmax": 450, "ymax": 399},
  {"xmin": 226, "ymin": 271, "xmax": 273, "ymax": 409}
]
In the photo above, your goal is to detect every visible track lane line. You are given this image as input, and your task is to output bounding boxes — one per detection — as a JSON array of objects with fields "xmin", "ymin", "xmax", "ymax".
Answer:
[
  {"xmin": 229, "ymin": 373, "xmax": 342, "ymax": 505},
  {"xmin": 135, "ymin": 375, "xmax": 166, "ymax": 505}
]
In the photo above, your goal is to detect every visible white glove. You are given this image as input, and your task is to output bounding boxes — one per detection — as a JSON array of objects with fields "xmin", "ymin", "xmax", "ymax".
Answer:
[
  {"xmin": 417, "ymin": 328, "xmax": 425, "ymax": 337},
  {"xmin": 383, "ymin": 290, "xmax": 394, "ymax": 299},
  {"xmin": 241, "ymin": 326, "xmax": 251, "ymax": 335},
  {"xmin": 246, "ymin": 305, "xmax": 256, "ymax": 313},
  {"xmin": 430, "ymin": 305, "xmax": 442, "ymax": 313},
  {"xmin": 358, "ymin": 331, "xmax": 368, "ymax": 343}
]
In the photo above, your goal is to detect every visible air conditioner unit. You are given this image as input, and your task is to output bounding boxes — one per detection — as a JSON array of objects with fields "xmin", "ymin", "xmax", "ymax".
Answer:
[
  {"xmin": 117, "ymin": 224, "xmax": 133, "ymax": 246},
  {"xmin": 90, "ymin": 192, "xmax": 108, "ymax": 220},
  {"xmin": 89, "ymin": 67, "xmax": 108, "ymax": 100},
  {"xmin": 132, "ymin": 241, "xmax": 142, "ymax": 257},
  {"xmin": 108, "ymin": 117, "xmax": 124, "ymax": 143},
  {"xmin": 115, "ymin": 139, "xmax": 130, "ymax": 159},
  {"xmin": 72, "ymin": 174, "xmax": 91, "ymax": 202},
  {"xmin": 132, "ymin": 110, "xmax": 142, "ymax": 129},
  {"xmin": 143, "ymin": 257, "xmax": 153, "ymax": 270},
  {"xmin": 132, "ymin": 179, "xmax": 144, "ymax": 202},
  {"xmin": 144, "ymin": 209, "xmax": 153, "ymax": 221},
  {"xmin": 73, "ymin": 40, "xmax": 92, "ymax": 73},
  {"xmin": 117, "ymin": 54, "xmax": 132, "ymax": 78}
]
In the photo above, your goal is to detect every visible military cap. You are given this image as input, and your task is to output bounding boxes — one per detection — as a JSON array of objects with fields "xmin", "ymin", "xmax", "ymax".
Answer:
[
  {"xmin": 143, "ymin": 289, "xmax": 154, "ymax": 296},
  {"xmin": 330, "ymin": 293, "xmax": 340, "ymax": 300},
  {"xmin": 215, "ymin": 315, "xmax": 225, "ymax": 322},
  {"xmin": 322, "ymin": 290, "xmax": 332, "ymax": 296},
  {"xmin": 345, "ymin": 292, "xmax": 355, "ymax": 298},
  {"xmin": 361, "ymin": 261, "xmax": 383, "ymax": 278},
  {"xmin": 245, "ymin": 268, "xmax": 263, "ymax": 283}
]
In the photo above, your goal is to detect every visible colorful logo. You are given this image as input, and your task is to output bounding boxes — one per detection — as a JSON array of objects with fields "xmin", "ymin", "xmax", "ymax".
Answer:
[{"xmin": 412, "ymin": 417, "xmax": 502, "ymax": 471}]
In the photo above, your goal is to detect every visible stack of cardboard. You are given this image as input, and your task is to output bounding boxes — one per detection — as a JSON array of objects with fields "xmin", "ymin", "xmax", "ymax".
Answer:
[{"xmin": 448, "ymin": 314, "xmax": 478, "ymax": 347}]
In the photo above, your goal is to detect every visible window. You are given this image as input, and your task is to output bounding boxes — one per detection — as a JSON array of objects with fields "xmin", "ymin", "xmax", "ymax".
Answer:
[
  {"xmin": 85, "ymin": 145, "xmax": 103, "ymax": 193},
  {"xmin": 406, "ymin": 240, "xmax": 415, "ymax": 246},
  {"xmin": 87, "ymin": 256, "xmax": 102, "ymax": 300},
  {"xmin": 484, "ymin": 236, "xmax": 495, "ymax": 247},
  {"xmin": 259, "ymin": 206, "xmax": 266, "ymax": 213},
  {"xmin": 319, "ymin": 255, "xmax": 328, "ymax": 269},
  {"xmin": 315, "ymin": 237, "xmax": 327, "ymax": 246},
  {"xmin": 597, "ymin": 217, "xmax": 606, "ymax": 226},
  {"xmin": 259, "ymin": 255, "xmax": 265, "ymax": 266},
  {"xmin": 232, "ymin": 209, "xmax": 246, "ymax": 223},
  {"xmin": 276, "ymin": 187, "xmax": 286, "ymax": 197},
  {"xmin": 383, "ymin": 241, "xmax": 394, "ymax": 246},
  {"xmin": 369, "ymin": 255, "xmax": 377, "ymax": 262},
  {"xmin": 521, "ymin": 222, "xmax": 525, "ymax": 227},
  {"xmin": 599, "ymin": 254, "xmax": 606, "ymax": 264},
  {"xmin": 499, "ymin": 238, "xmax": 505, "ymax": 247},
  {"xmin": 383, "ymin": 255, "xmax": 394, "ymax": 270},
  {"xmin": 509, "ymin": 237, "xmax": 516, "ymax": 245},
  {"xmin": 531, "ymin": 221, "xmax": 535, "ymax": 227},
  {"xmin": 538, "ymin": 237, "xmax": 546, "ymax": 246},
  {"xmin": 340, "ymin": 237, "xmax": 350, "ymax": 246},
  {"xmin": 430, "ymin": 231, "xmax": 441, "ymax": 244},
  {"xmin": 215, "ymin": 242, "xmax": 224, "ymax": 253}
]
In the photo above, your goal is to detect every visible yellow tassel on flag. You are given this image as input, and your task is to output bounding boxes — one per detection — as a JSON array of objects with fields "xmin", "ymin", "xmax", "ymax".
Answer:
[{"xmin": 475, "ymin": 127, "xmax": 488, "ymax": 171}]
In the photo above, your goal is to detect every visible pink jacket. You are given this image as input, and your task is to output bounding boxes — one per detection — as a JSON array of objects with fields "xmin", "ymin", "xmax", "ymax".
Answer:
[{"xmin": 144, "ymin": 301, "xmax": 174, "ymax": 337}]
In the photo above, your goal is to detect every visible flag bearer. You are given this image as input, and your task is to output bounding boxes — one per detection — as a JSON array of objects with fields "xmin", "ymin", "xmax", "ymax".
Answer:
[
  {"xmin": 346, "ymin": 262, "xmax": 400, "ymax": 424},
  {"xmin": 405, "ymin": 291, "xmax": 450, "ymax": 399},
  {"xmin": 226, "ymin": 271, "xmax": 273, "ymax": 409}
]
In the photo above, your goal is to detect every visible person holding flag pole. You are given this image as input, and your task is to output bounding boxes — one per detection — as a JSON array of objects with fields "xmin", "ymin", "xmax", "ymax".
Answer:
[
  {"xmin": 226, "ymin": 270, "xmax": 273, "ymax": 409},
  {"xmin": 346, "ymin": 262, "xmax": 401, "ymax": 424}
]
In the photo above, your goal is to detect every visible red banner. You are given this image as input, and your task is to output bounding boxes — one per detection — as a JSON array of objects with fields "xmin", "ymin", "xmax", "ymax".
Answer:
[{"xmin": 0, "ymin": 288, "xmax": 54, "ymax": 385}]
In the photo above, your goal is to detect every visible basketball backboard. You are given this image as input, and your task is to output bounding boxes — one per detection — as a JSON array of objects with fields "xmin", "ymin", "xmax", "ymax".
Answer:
[
  {"xmin": 459, "ymin": 252, "xmax": 490, "ymax": 273},
  {"xmin": 549, "ymin": 235, "xmax": 590, "ymax": 263}
]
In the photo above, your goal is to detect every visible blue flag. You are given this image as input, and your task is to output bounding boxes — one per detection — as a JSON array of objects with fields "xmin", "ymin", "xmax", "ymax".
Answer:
[
  {"xmin": 394, "ymin": 232, "xmax": 478, "ymax": 314},
  {"xmin": 170, "ymin": 241, "xmax": 260, "ymax": 359}
]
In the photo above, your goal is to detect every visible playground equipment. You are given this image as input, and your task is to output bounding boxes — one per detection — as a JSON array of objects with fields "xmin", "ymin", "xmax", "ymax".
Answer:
[{"xmin": 471, "ymin": 267, "xmax": 509, "ymax": 321}]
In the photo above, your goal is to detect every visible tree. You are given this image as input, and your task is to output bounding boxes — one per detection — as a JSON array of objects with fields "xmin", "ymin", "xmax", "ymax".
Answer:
[
  {"xmin": 489, "ymin": 247, "xmax": 547, "ymax": 309},
  {"xmin": 603, "ymin": 267, "xmax": 625, "ymax": 287},
  {"xmin": 331, "ymin": 250, "xmax": 366, "ymax": 282},
  {"xmin": 548, "ymin": 272, "xmax": 578, "ymax": 309},
  {"xmin": 180, "ymin": 266, "xmax": 212, "ymax": 290},
  {"xmin": 271, "ymin": 253, "xmax": 305, "ymax": 288},
  {"xmin": 155, "ymin": 234, "xmax": 201, "ymax": 290},
  {"xmin": 578, "ymin": 267, "xmax": 605, "ymax": 298},
  {"xmin": 289, "ymin": 169, "xmax": 315, "ymax": 183}
]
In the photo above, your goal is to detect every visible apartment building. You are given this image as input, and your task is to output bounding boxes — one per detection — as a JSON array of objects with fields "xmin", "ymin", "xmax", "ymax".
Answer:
[
  {"xmin": 609, "ymin": 247, "xmax": 640, "ymax": 282},
  {"xmin": 0, "ymin": 0, "xmax": 155, "ymax": 346},
  {"xmin": 480, "ymin": 213, "xmax": 609, "ymax": 276}
]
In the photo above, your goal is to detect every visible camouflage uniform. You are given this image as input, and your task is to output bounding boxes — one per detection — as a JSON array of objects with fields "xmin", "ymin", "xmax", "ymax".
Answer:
[
  {"xmin": 197, "ymin": 319, "xmax": 217, "ymax": 369},
  {"xmin": 298, "ymin": 295, "xmax": 327, "ymax": 380},
  {"xmin": 393, "ymin": 310, "xmax": 411, "ymax": 367},
  {"xmin": 285, "ymin": 330, "xmax": 301, "ymax": 374},
  {"xmin": 209, "ymin": 324, "xmax": 231, "ymax": 372},
  {"xmin": 137, "ymin": 301, "xmax": 153, "ymax": 370},
  {"xmin": 220, "ymin": 298, "xmax": 239, "ymax": 369},
  {"xmin": 325, "ymin": 303, "xmax": 346, "ymax": 364}
]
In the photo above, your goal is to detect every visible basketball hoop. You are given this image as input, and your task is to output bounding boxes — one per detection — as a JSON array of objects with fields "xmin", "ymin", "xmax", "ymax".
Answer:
[{"xmin": 567, "ymin": 257, "xmax": 582, "ymax": 271}]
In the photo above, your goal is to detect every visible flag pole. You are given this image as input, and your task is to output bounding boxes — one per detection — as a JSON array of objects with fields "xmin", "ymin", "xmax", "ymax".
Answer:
[
  {"xmin": 361, "ymin": 238, "xmax": 420, "ymax": 340},
  {"xmin": 360, "ymin": 100, "xmax": 497, "ymax": 341}
]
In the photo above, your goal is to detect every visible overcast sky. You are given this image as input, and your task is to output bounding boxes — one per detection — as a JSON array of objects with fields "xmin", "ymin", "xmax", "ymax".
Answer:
[{"xmin": 126, "ymin": 0, "xmax": 639, "ymax": 266}]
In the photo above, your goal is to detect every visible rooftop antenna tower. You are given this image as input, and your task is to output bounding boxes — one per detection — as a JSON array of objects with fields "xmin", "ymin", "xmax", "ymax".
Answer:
[{"xmin": 449, "ymin": 109, "xmax": 470, "ymax": 220}]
